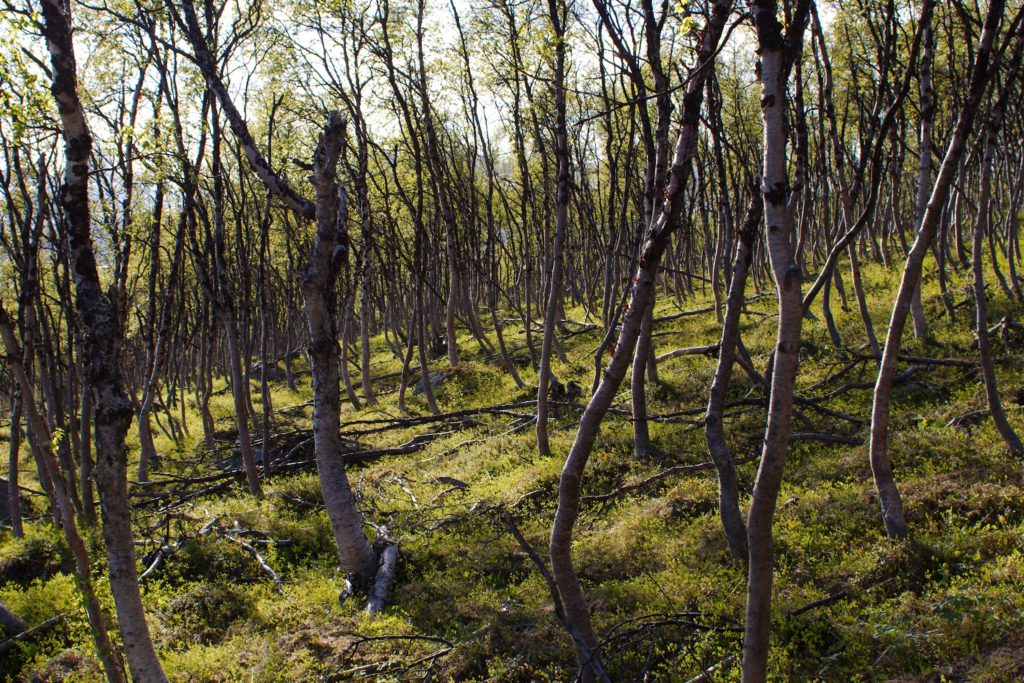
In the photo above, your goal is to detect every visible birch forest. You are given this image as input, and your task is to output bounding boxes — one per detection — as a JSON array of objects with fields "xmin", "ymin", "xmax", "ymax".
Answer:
[{"xmin": 3, "ymin": 0, "xmax": 1024, "ymax": 679}]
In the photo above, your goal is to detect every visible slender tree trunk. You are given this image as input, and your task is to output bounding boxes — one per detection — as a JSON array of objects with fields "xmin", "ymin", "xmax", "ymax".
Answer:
[
  {"xmin": 412, "ymin": 0, "xmax": 460, "ymax": 368},
  {"xmin": 210, "ymin": 107, "xmax": 263, "ymax": 498},
  {"xmin": 359, "ymin": 250, "xmax": 378, "ymax": 404},
  {"xmin": 631, "ymin": 299, "xmax": 654, "ymax": 458},
  {"xmin": 868, "ymin": 0, "xmax": 1007, "ymax": 539},
  {"xmin": 741, "ymin": 2, "xmax": 809, "ymax": 680},
  {"xmin": 972, "ymin": 98, "xmax": 1024, "ymax": 455},
  {"xmin": 911, "ymin": 2, "xmax": 935, "ymax": 338},
  {"xmin": 415, "ymin": 271, "xmax": 442, "ymax": 416},
  {"xmin": 7, "ymin": 391, "xmax": 24, "ymax": 538},
  {"xmin": 548, "ymin": 1, "xmax": 734, "ymax": 675},
  {"xmin": 39, "ymin": 0, "xmax": 168, "ymax": 677},
  {"xmin": 224, "ymin": 309, "xmax": 263, "ymax": 496},
  {"xmin": 258, "ymin": 193, "xmax": 275, "ymax": 472},
  {"xmin": 1, "ymin": 304, "xmax": 126, "ymax": 683},
  {"xmin": 397, "ymin": 299, "xmax": 418, "ymax": 415},
  {"xmin": 198, "ymin": 314, "xmax": 216, "ymax": 448},
  {"xmin": 537, "ymin": 0, "xmax": 569, "ymax": 459},
  {"xmin": 339, "ymin": 302, "xmax": 362, "ymax": 410},
  {"xmin": 137, "ymin": 185, "xmax": 165, "ymax": 482},
  {"xmin": 79, "ymin": 374, "xmax": 95, "ymax": 525},
  {"xmin": 705, "ymin": 192, "xmax": 762, "ymax": 561},
  {"xmin": 304, "ymin": 113, "xmax": 379, "ymax": 582}
]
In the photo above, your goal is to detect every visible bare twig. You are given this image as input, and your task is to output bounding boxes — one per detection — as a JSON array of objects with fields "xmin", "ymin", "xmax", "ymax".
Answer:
[
  {"xmin": 501, "ymin": 510, "xmax": 612, "ymax": 683},
  {"xmin": 0, "ymin": 614, "xmax": 67, "ymax": 655}
]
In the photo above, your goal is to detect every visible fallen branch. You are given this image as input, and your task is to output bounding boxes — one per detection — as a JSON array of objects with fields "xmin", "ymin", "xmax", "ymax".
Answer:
[
  {"xmin": 786, "ymin": 590, "xmax": 848, "ymax": 617},
  {"xmin": 422, "ymin": 416, "xmax": 536, "ymax": 463},
  {"xmin": 805, "ymin": 357, "xmax": 866, "ymax": 393},
  {"xmin": 502, "ymin": 510, "xmax": 612, "ymax": 683},
  {"xmin": 945, "ymin": 408, "xmax": 989, "ymax": 429},
  {"xmin": 219, "ymin": 531, "xmax": 283, "ymax": 591},
  {"xmin": 655, "ymin": 343, "xmax": 720, "ymax": 362},
  {"xmin": 0, "ymin": 614, "xmax": 66, "ymax": 656},
  {"xmin": 138, "ymin": 545, "xmax": 172, "ymax": 581},
  {"xmin": 855, "ymin": 352, "xmax": 1021, "ymax": 368},
  {"xmin": 327, "ymin": 634, "xmax": 453, "ymax": 681},
  {"xmin": 684, "ymin": 655, "xmax": 738, "ymax": 683},
  {"xmin": 339, "ymin": 400, "xmax": 537, "ymax": 434},
  {"xmin": 794, "ymin": 396, "xmax": 865, "ymax": 425},
  {"xmin": 365, "ymin": 541, "xmax": 400, "ymax": 615},
  {"xmin": 347, "ymin": 431, "xmax": 452, "ymax": 464},
  {"xmin": 815, "ymin": 365, "xmax": 923, "ymax": 401},
  {"xmin": 654, "ymin": 305, "xmax": 716, "ymax": 323},
  {"xmin": 789, "ymin": 432, "xmax": 864, "ymax": 445},
  {"xmin": 583, "ymin": 454, "xmax": 757, "ymax": 504}
]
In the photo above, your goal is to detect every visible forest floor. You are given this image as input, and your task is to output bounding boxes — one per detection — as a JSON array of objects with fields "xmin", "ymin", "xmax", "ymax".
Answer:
[{"xmin": 3, "ymin": 261, "xmax": 1024, "ymax": 682}]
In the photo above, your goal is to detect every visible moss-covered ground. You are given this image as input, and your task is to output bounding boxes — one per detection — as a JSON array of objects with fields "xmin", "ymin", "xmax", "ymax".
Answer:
[{"xmin": 3, "ymin": 260, "xmax": 1024, "ymax": 681}]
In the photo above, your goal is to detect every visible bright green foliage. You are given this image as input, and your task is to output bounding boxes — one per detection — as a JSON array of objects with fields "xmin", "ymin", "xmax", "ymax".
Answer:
[{"xmin": 3, "ymin": 260, "xmax": 1024, "ymax": 680}]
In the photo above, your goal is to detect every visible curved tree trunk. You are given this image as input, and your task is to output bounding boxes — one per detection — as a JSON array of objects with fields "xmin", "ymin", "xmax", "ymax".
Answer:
[
  {"xmin": 741, "ymin": 3, "xmax": 809, "ymax": 679},
  {"xmin": 868, "ymin": 0, "xmax": 1007, "ymax": 539},
  {"xmin": 972, "ymin": 79, "xmax": 1024, "ymax": 456},
  {"xmin": 304, "ymin": 114, "xmax": 379, "ymax": 582},
  {"xmin": 176, "ymin": 0, "xmax": 384, "ymax": 586},
  {"xmin": 548, "ymin": 1, "xmax": 734, "ymax": 675},
  {"xmin": 705, "ymin": 192, "xmax": 762, "ymax": 561},
  {"xmin": 39, "ymin": 0, "xmax": 169, "ymax": 678}
]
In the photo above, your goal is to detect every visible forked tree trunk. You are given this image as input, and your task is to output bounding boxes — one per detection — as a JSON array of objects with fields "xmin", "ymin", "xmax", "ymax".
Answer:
[
  {"xmin": 868, "ymin": 0, "xmax": 1007, "ymax": 540},
  {"xmin": 39, "ymin": 0, "xmax": 169, "ymax": 678},
  {"xmin": 304, "ymin": 113, "xmax": 379, "ymax": 582},
  {"xmin": 414, "ymin": 0, "xmax": 460, "ymax": 368},
  {"xmin": 801, "ymin": 0, "xmax": 932, "ymax": 322},
  {"xmin": 176, "ymin": 0, "xmax": 382, "ymax": 585},
  {"xmin": 810, "ymin": 5, "xmax": 878, "ymax": 356},
  {"xmin": 451, "ymin": 6, "xmax": 526, "ymax": 389},
  {"xmin": 211, "ymin": 108, "xmax": 263, "ymax": 498}
]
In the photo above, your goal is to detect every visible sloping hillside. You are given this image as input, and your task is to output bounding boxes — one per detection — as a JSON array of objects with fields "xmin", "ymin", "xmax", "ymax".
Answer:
[{"xmin": 3, "ymin": 264, "xmax": 1024, "ymax": 682}]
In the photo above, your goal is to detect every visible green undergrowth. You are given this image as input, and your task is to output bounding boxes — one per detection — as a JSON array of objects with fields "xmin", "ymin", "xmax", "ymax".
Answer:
[{"xmin": 3, "ymin": 258, "xmax": 1024, "ymax": 681}]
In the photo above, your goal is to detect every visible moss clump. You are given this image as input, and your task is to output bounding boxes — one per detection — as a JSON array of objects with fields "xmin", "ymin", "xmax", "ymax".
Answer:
[
  {"xmin": 0, "ymin": 537, "xmax": 67, "ymax": 587},
  {"xmin": 23, "ymin": 648, "xmax": 101, "ymax": 683},
  {"xmin": 161, "ymin": 583, "xmax": 252, "ymax": 646}
]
